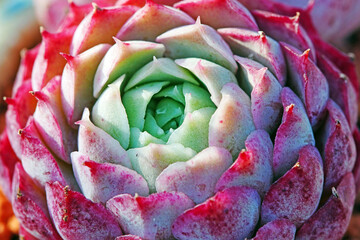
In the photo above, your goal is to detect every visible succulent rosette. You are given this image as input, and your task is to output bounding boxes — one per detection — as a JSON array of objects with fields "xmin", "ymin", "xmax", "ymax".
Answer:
[
  {"xmin": 1, "ymin": 0, "xmax": 360, "ymax": 239},
  {"xmin": 33, "ymin": 0, "xmax": 360, "ymax": 45}
]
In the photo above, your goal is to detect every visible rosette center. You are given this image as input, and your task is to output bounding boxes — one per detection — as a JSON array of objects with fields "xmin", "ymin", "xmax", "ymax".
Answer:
[{"xmin": 92, "ymin": 56, "xmax": 217, "ymax": 152}]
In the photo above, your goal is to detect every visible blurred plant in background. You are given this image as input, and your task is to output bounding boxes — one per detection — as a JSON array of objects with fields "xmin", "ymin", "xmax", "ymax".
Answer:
[
  {"xmin": 0, "ymin": 1, "xmax": 39, "ymax": 239},
  {"xmin": 0, "ymin": 0, "xmax": 40, "ymax": 132}
]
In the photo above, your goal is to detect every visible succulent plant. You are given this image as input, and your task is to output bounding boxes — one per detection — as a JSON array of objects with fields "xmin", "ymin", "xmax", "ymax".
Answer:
[
  {"xmin": 33, "ymin": 0, "xmax": 360, "ymax": 45},
  {"xmin": 271, "ymin": 0, "xmax": 360, "ymax": 45},
  {"xmin": 1, "ymin": 0, "xmax": 360, "ymax": 239}
]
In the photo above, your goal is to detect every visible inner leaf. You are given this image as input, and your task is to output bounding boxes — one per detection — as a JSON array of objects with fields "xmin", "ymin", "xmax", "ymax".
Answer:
[
  {"xmin": 122, "ymin": 81, "xmax": 169, "ymax": 131},
  {"xmin": 155, "ymin": 98, "xmax": 184, "ymax": 128}
]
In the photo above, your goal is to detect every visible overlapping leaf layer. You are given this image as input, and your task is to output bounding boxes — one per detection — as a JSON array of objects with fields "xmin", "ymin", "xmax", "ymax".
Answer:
[{"xmin": 1, "ymin": 0, "xmax": 360, "ymax": 239}]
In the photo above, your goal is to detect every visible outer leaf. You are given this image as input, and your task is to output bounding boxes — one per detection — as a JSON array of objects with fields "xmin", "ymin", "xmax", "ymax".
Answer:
[
  {"xmin": 216, "ymin": 130, "xmax": 273, "ymax": 197},
  {"xmin": 251, "ymin": 219, "xmax": 296, "ymax": 240},
  {"xmin": 116, "ymin": 1, "xmax": 195, "ymax": 41},
  {"xmin": 174, "ymin": 0, "xmax": 258, "ymax": 30},
  {"xmin": 261, "ymin": 145, "xmax": 323, "ymax": 227},
  {"xmin": 317, "ymin": 100, "xmax": 356, "ymax": 192},
  {"xmin": 12, "ymin": 45, "xmax": 39, "ymax": 97},
  {"xmin": 20, "ymin": 117, "xmax": 69, "ymax": 189},
  {"xmin": 273, "ymin": 87, "xmax": 314, "ymax": 178},
  {"xmin": 353, "ymin": 128, "xmax": 360, "ymax": 194},
  {"xmin": 12, "ymin": 163, "xmax": 62, "ymax": 240},
  {"xmin": 5, "ymin": 80, "xmax": 37, "ymax": 159},
  {"xmin": 71, "ymin": 152, "xmax": 149, "ymax": 204},
  {"xmin": 296, "ymin": 173, "xmax": 356, "ymax": 240},
  {"xmin": 0, "ymin": 131, "xmax": 19, "ymax": 200},
  {"xmin": 71, "ymin": 4, "xmax": 138, "ymax": 55},
  {"xmin": 107, "ymin": 192, "xmax": 195, "ymax": 240},
  {"xmin": 46, "ymin": 181, "xmax": 122, "ymax": 240},
  {"xmin": 31, "ymin": 28, "xmax": 73, "ymax": 91},
  {"xmin": 61, "ymin": 43, "xmax": 111, "ymax": 127},
  {"xmin": 77, "ymin": 108, "xmax": 131, "ymax": 167},
  {"xmin": 117, "ymin": 0, "xmax": 181, "ymax": 7},
  {"xmin": 317, "ymin": 53, "xmax": 357, "ymax": 131},
  {"xmin": 115, "ymin": 235, "xmax": 143, "ymax": 240},
  {"xmin": 127, "ymin": 143, "xmax": 196, "ymax": 192},
  {"xmin": 172, "ymin": 186, "xmax": 260, "ymax": 240},
  {"xmin": 156, "ymin": 147, "xmax": 232, "ymax": 204},
  {"xmin": 252, "ymin": 10, "xmax": 316, "ymax": 61},
  {"xmin": 218, "ymin": 28, "xmax": 286, "ymax": 86},
  {"xmin": 33, "ymin": 76, "xmax": 77, "ymax": 164},
  {"xmin": 235, "ymin": 56, "xmax": 282, "ymax": 133},
  {"xmin": 281, "ymin": 42, "xmax": 329, "ymax": 128}
]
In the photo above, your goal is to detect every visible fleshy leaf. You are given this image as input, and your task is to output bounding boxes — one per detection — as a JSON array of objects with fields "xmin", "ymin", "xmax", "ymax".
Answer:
[
  {"xmin": 281, "ymin": 42, "xmax": 329, "ymax": 128},
  {"xmin": 353, "ymin": 128, "xmax": 360, "ymax": 194},
  {"xmin": 117, "ymin": 0, "xmax": 181, "ymax": 7},
  {"xmin": 92, "ymin": 76, "xmax": 130, "ymax": 149},
  {"xmin": 122, "ymin": 81, "xmax": 169, "ymax": 130},
  {"xmin": 273, "ymin": 87, "xmax": 315, "ymax": 178},
  {"xmin": 317, "ymin": 100, "xmax": 356, "ymax": 192},
  {"xmin": 71, "ymin": 152, "xmax": 149, "ymax": 204},
  {"xmin": 31, "ymin": 28, "xmax": 73, "ymax": 91},
  {"xmin": 154, "ymin": 84, "xmax": 185, "ymax": 105},
  {"xmin": 61, "ymin": 43, "xmax": 111, "ymax": 127},
  {"xmin": 12, "ymin": 163, "xmax": 62, "ymax": 240},
  {"xmin": 235, "ymin": 56, "xmax": 282, "ymax": 133},
  {"xmin": 129, "ymin": 127, "xmax": 165, "ymax": 148},
  {"xmin": 216, "ymin": 130, "xmax": 273, "ymax": 197},
  {"xmin": 209, "ymin": 83, "xmax": 255, "ymax": 159},
  {"xmin": 261, "ymin": 145, "xmax": 324, "ymax": 227},
  {"xmin": 20, "ymin": 117, "xmax": 77, "ymax": 190},
  {"xmin": 172, "ymin": 186, "xmax": 260, "ymax": 240},
  {"xmin": 107, "ymin": 192, "xmax": 195, "ymax": 239},
  {"xmin": 19, "ymin": 226, "xmax": 40, "ymax": 240},
  {"xmin": 252, "ymin": 10, "xmax": 316, "ymax": 61},
  {"xmin": 218, "ymin": 28, "xmax": 286, "ymax": 86},
  {"xmin": 157, "ymin": 20, "xmax": 238, "ymax": 73},
  {"xmin": 0, "ymin": 131, "xmax": 19, "ymax": 200},
  {"xmin": 176, "ymin": 58, "xmax": 238, "ymax": 106},
  {"xmin": 296, "ymin": 173, "xmax": 356, "ymax": 240},
  {"xmin": 167, "ymin": 107, "xmax": 215, "ymax": 153},
  {"xmin": 182, "ymin": 83, "xmax": 215, "ymax": 113},
  {"xmin": 46, "ymin": 181, "xmax": 122, "ymax": 239},
  {"xmin": 57, "ymin": 2, "xmax": 93, "ymax": 31},
  {"xmin": 124, "ymin": 58, "xmax": 198, "ymax": 91},
  {"xmin": 143, "ymin": 114, "xmax": 166, "ymax": 140},
  {"xmin": 93, "ymin": 39, "xmax": 165, "ymax": 97},
  {"xmin": 70, "ymin": 4, "xmax": 138, "ymax": 55},
  {"xmin": 33, "ymin": 76, "xmax": 77, "ymax": 163},
  {"xmin": 12, "ymin": 45, "xmax": 39, "ymax": 97},
  {"xmin": 156, "ymin": 147, "xmax": 232, "ymax": 204},
  {"xmin": 175, "ymin": 0, "xmax": 258, "ymax": 30},
  {"xmin": 116, "ymin": 1, "xmax": 195, "ymax": 41},
  {"xmin": 317, "ymin": 53, "xmax": 358, "ymax": 131},
  {"xmin": 127, "ymin": 143, "xmax": 197, "ymax": 192},
  {"xmin": 115, "ymin": 235, "xmax": 143, "ymax": 240},
  {"xmin": 5, "ymin": 80, "xmax": 37, "ymax": 159},
  {"xmin": 251, "ymin": 219, "xmax": 296, "ymax": 240},
  {"xmin": 77, "ymin": 108, "xmax": 131, "ymax": 168},
  {"xmin": 312, "ymin": 36, "xmax": 359, "ymax": 97},
  {"xmin": 154, "ymin": 98, "xmax": 184, "ymax": 127}
]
